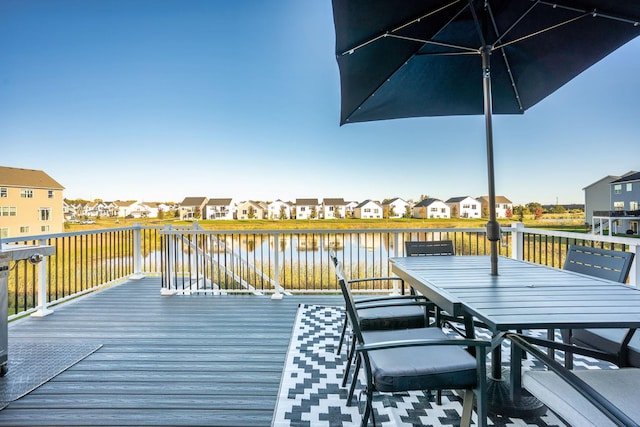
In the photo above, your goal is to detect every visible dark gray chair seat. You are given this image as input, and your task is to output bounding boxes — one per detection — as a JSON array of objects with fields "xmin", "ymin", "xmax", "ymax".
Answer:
[{"xmin": 363, "ymin": 328, "xmax": 478, "ymax": 392}]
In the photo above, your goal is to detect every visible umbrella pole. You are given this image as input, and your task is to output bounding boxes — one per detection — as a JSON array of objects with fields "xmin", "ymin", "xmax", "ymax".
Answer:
[{"xmin": 482, "ymin": 46, "xmax": 500, "ymax": 276}]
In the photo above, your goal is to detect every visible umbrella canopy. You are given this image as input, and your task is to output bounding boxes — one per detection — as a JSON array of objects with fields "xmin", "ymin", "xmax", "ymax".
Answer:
[{"xmin": 331, "ymin": 0, "xmax": 640, "ymax": 274}]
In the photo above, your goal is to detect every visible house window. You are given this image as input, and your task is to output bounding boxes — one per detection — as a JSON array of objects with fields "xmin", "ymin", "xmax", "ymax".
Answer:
[
  {"xmin": 614, "ymin": 201, "xmax": 624, "ymax": 211},
  {"xmin": 20, "ymin": 189, "xmax": 34, "ymax": 198},
  {"xmin": 40, "ymin": 208, "xmax": 51, "ymax": 221},
  {"xmin": 631, "ymin": 201, "xmax": 639, "ymax": 211},
  {"xmin": 364, "ymin": 208, "xmax": 371, "ymax": 213},
  {"xmin": 430, "ymin": 207, "xmax": 438, "ymax": 212},
  {"xmin": 1, "ymin": 207, "xmax": 17, "ymax": 216},
  {"xmin": 48, "ymin": 190, "xmax": 54, "ymax": 198},
  {"xmin": 0, "ymin": 228, "xmax": 8, "ymax": 238},
  {"xmin": 627, "ymin": 183, "xmax": 633, "ymax": 192},
  {"xmin": 41, "ymin": 225, "xmax": 50, "ymax": 232},
  {"xmin": 463, "ymin": 204, "xmax": 470, "ymax": 209},
  {"xmin": 0, "ymin": 188, "xmax": 6, "ymax": 198},
  {"xmin": 19, "ymin": 226, "xmax": 29, "ymax": 233},
  {"xmin": 299, "ymin": 207, "xmax": 306, "ymax": 211},
  {"xmin": 614, "ymin": 184, "xmax": 622, "ymax": 194}
]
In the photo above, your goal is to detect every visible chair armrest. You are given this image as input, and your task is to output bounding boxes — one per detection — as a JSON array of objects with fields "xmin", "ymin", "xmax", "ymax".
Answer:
[
  {"xmin": 354, "ymin": 300, "xmax": 433, "ymax": 311},
  {"xmin": 357, "ymin": 337, "xmax": 490, "ymax": 353},
  {"xmin": 354, "ymin": 295, "xmax": 427, "ymax": 305},
  {"xmin": 349, "ymin": 277, "xmax": 404, "ymax": 284}
]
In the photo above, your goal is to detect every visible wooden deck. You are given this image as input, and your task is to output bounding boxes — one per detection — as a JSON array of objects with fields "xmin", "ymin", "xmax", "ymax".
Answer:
[{"xmin": 4, "ymin": 277, "xmax": 342, "ymax": 426}]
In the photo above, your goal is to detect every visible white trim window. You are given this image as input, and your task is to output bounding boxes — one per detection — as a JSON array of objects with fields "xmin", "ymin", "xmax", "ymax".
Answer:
[
  {"xmin": 20, "ymin": 188, "xmax": 34, "ymax": 198},
  {"xmin": 0, "ymin": 188, "xmax": 7, "ymax": 198},
  {"xmin": 39, "ymin": 208, "xmax": 51, "ymax": 221}
]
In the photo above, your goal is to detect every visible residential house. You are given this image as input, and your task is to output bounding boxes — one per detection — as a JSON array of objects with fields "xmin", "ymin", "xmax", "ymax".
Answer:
[
  {"xmin": 445, "ymin": 196, "xmax": 481, "ymax": 219},
  {"xmin": 0, "ymin": 166, "xmax": 65, "ymax": 237},
  {"xmin": 345, "ymin": 201, "xmax": 358, "ymax": 218},
  {"xmin": 321, "ymin": 198, "xmax": 347, "ymax": 219},
  {"xmin": 295, "ymin": 198, "xmax": 320, "ymax": 220},
  {"xmin": 609, "ymin": 172, "xmax": 640, "ymax": 234},
  {"xmin": 382, "ymin": 197, "xmax": 411, "ymax": 218},
  {"xmin": 236, "ymin": 200, "xmax": 266, "ymax": 220},
  {"xmin": 476, "ymin": 195, "xmax": 513, "ymax": 218},
  {"xmin": 179, "ymin": 197, "xmax": 208, "ymax": 220},
  {"xmin": 412, "ymin": 198, "xmax": 450, "ymax": 219},
  {"xmin": 354, "ymin": 200, "xmax": 383, "ymax": 219},
  {"xmin": 267, "ymin": 200, "xmax": 292, "ymax": 220},
  {"xmin": 112, "ymin": 200, "xmax": 144, "ymax": 218},
  {"xmin": 204, "ymin": 198, "xmax": 235, "ymax": 220},
  {"xmin": 583, "ymin": 173, "xmax": 629, "ymax": 225}
]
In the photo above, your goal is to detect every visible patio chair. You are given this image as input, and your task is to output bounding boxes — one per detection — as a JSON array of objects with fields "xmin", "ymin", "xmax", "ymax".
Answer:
[
  {"xmin": 561, "ymin": 245, "xmax": 637, "ymax": 368},
  {"xmin": 335, "ymin": 262, "xmax": 489, "ymax": 427},
  {"xmin": 329, "ymin": 251, "xmax": 431, "ymax": 388},
  {"xmin": 405, "ymin": 240, "xmax": 455, "ymax": 256}
]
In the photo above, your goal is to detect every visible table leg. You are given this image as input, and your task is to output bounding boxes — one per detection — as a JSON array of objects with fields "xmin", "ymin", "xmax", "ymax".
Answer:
[{"xmin": 485, "ymin": 333, "xmax": 546, "ymax": 418}]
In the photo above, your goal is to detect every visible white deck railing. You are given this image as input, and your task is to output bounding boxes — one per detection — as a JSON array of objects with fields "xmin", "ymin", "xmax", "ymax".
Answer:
[{"xmin": 3, "ymin": 223, "xmax": 638, "ymax": 318}]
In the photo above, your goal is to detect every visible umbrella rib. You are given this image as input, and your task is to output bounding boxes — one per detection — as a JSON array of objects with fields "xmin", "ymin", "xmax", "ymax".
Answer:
[
  {"xmin": 386, "ymin": 34, "xmax": 478, "ymax": 54},
  {"xmin": 337, "ymin": 0, "xmax": 464, "ymax": 56},
  {"xmin": 536, "ymin": 0, "xmax": 640, "ymax": 26},
  {"xmin": 494, "ymin": 12, "xmax": 589, "ymax": 50},
  {"xmin": 486, "ymin": 2, "xmax": 526, "ymax": 112}
]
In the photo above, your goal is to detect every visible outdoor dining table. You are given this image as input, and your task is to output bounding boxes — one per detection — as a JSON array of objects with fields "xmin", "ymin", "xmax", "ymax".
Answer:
[{"xmin": 390, "ymin": 255, "xmax": 640, "ymax": 417}]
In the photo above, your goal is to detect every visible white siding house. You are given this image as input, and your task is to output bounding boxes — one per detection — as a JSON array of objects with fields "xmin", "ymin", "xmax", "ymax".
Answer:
[
  {"xmin": 383, "ymin": 197, "xmax": 411, "ymax": 218},
  {"xmin": 354, "ymin": 200, "xmax": 383, "ymax": 219},
  {"xmin": 412, "ymin": 198, "xmax": 450, "ymax": 219},
  {"xmin": 267, "ymin": 200, "xmax": 292, "ymax": 220},
  {"xmin": 321, "ymin": 198, "xmax": 347, "ymax": 219},
  {"xmin": 445, "ymin": 196, "xmax": 481, "ymax": 219},
  {"xmin": 295, "ymin": 198, "xmax": 320, "ymax": 220},
  {"xmin": 204, "ymin": 198, "xmax": 235, "ymax": 220}
]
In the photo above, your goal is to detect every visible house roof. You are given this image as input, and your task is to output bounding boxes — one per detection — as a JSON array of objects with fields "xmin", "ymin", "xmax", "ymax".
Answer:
[
  {"xmin": 382, "ymin": 197, "xmax": 407, "ymax": 205},
  {"xmin": 296, "ymin": 198, "xmax": 319, "ymax": 205},
  {"xmin": 414, "ymin": 198, "xmax": 443, "ymax": 207},
  {"xmin": 445, "ymin": 196, "xmax": 471, "ymax": 203},
  {"xmin": 323, "ymin": 198, "xmax": 346, "ymax": 206},
  {"xmin": 181, "ymin": 197, "xmax": 208, "ymax": 206},
  {"xmin": 477, "ymin": 195, "xmax": 513, "ymax": 204},
  {"xmin": 356, "ymin": 199, "xmax": 382, "ymax": 208},
  {"xmin": 612, "ymin": 171, "xmax": 640, "ymax": 184},
  {"xmin": 206, "ymin": 198, "xmax": 232, "ymax": 206},
  {"xmin": 0, "ymin": 166, "xmax": 64, "ymax": 189}
]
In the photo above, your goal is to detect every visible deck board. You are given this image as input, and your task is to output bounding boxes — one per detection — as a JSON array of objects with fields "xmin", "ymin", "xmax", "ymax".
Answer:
[{"xmin": 3, "ymin": 277, "xmax": 343, "ymax": 426}]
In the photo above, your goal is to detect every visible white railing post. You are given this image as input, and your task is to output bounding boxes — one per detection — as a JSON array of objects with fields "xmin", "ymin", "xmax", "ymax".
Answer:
[
  {"xmin": 31, "ymin": 238, "xmax": 53, "ymax": 317},
  {"xmin": 161, "ymin": 226, "xmax": 176, "ymax": 295},
  {"xmin": 390, "ymin": 231, "xmax": 400, "ymax": 295},
  {"xmin": 271, "ymin": 233, "xmax": 283, "ymax": 299},
  {"xmin": 511, "ymin": 222, "xmax": 525, "ymax": 260},
  {"xmin": 130, "ymin": 224, "xmax": 144, "ymax": 280},
  {"xmin": 630, "ymin": 243, "xmax": 640, "ymax": 287}
]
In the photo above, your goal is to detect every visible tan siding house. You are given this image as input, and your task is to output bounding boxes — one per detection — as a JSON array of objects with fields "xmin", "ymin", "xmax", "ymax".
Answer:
[{"xmin": 0, "ymin": 166, "xmax": 65, "ymax": 237}]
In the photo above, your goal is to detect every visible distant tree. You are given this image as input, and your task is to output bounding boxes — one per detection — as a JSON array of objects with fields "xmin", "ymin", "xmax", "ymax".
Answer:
[
  {"xmin": 552, "ymin": 205, "xmax": 566, "ymax": 214},
  {"xmin": 419, "ymin": 194, "xmax": 429, "ymax": 202},
  {"xmin": 534, "ymin": 206, "xmax": 543, "ymax": 219},
  {"xmin": 515, "ymin": 205, "xmax": 525, "ymax": 221},
  {"xmin": 451, "ymin": 206, "xmax": 459, "ymax": 218},
  {"xmin": 194, "ymin": 207, "xmax": 201, "ymax": 220},
  {"xmin": 383, "ymin": 205, "xmax": 389, "ymax": 219},
  {"xmin": 157, "ymin": 208, "xmax": 165, "ymax": 220},
  {"xmin": 404, "ymin": 205, "xmax": 412, "ymax": 218},
  {"xmin": 482, "ymin": 206, "xmax": 489, "ymax": 218},
  {"xmin": 388, "ymin": 205, "xmax": 396, "ymax": 218},
  {"xmin": 279, "ymin": 205, "xmax": 287, "ymax": 220},
  {"xmin": 174, "ymin": 209, "xmax": 180, "ymax": 218},
  {"xmin": 248, "ymin": 207, "xmax": 255, "ymax": 219},
  {"xmin": 333, "ymin": 206, "xmax": 342, "ymax": 219},
  {"xmin": 420, "ymin": 206, "xmax": 427, "ymax": 219},
  {"xmin": 310, "ymin": 206, "xmax": 317, "ymax": 219},
  {"xmin": 505, "ymin": 206, "xmax": 513, "ymax": 219}
]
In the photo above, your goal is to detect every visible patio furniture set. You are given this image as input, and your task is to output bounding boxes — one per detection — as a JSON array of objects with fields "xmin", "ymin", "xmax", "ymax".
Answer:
[{"xmin": 331, "ymin": 241, "xmax": 640, "ymax": 426}]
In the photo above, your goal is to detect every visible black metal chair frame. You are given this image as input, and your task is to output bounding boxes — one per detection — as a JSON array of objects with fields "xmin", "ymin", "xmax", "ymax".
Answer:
[
  {"xmin": 335, "ymin": 262, "xmax": 489, "ymax": 427},
  {"xmin": 562, "ymin": 244, "xmax": 636, "ymax": 368}
]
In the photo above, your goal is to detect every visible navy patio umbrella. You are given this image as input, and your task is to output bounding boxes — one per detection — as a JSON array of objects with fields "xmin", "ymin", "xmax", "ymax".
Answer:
[{"xmin": 331, "ymin": 0, "xmax": 640, "ymax": 275}]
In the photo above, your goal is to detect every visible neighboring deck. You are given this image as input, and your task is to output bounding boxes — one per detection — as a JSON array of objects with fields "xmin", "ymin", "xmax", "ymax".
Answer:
[{"xmin": 3, "ymin": 277, "xmax": 342, "ymax": 427}]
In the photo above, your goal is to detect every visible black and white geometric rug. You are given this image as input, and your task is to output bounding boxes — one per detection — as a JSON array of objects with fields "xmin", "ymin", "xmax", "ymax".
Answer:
[{"xmin": 273, "ymin": 304, "xmax": 615, "ymax": 427}]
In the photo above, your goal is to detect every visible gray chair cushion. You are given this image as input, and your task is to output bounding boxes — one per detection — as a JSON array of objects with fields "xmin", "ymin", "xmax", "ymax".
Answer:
[
  {"xmin": 523, "ymin": 368, "xmax": 640, "ymax": 427},
  {"xmin": 357, "ymin": 302, "xmax": 426, "ymax": 330},
  {"xmin": 571, "ymin": 328, "xmax": 640, "ymax": 367},
  {"xmin": 362, "ymin": 328, "xmax": 477, "ymax": 393}
]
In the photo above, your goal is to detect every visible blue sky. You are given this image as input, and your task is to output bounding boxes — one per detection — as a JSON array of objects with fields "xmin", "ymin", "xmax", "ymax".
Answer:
[{"xmin": 1, "ymin": 0, "xmax": 638, "ymax": 206}]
